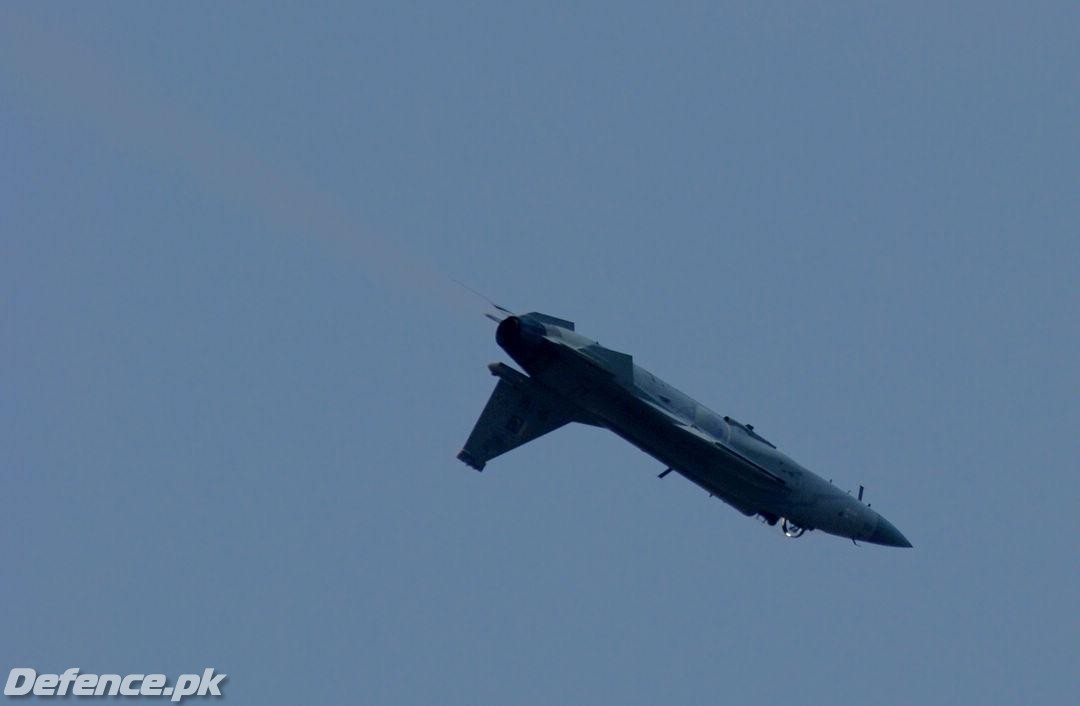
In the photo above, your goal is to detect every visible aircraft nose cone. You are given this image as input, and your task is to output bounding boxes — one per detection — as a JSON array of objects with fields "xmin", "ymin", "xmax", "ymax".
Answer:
[{"xmin": 867, "ymin": 517, "xmax": 913, "ymax": 548}]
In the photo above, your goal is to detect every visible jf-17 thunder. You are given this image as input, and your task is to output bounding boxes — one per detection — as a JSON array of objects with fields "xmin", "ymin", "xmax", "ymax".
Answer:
[{"xmin": 457, "ymin": 309, "xmax": 912, "ymax": 548}]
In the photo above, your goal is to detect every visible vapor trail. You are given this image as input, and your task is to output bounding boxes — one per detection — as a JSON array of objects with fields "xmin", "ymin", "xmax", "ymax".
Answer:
[{"xmin": 0, "ymin": 10, "xmax": 480, "ymax": 317}]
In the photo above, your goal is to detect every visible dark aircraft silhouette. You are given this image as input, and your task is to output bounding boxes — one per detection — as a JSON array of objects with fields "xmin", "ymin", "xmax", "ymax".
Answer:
[{"xmin": 458, "ymin": 310, "xmax": 911, "ymax": 548}]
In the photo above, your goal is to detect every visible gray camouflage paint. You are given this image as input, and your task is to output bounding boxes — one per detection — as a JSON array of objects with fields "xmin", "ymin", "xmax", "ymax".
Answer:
[{"xmin": 460, "ymin": 312, "xmax": 911, "ymax": 548}]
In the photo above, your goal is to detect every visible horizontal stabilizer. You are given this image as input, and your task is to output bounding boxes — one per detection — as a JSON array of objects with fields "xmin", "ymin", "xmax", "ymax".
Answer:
[{"xmin": 523, "ymin": 312, "xmax": 575, "ymax": 330}]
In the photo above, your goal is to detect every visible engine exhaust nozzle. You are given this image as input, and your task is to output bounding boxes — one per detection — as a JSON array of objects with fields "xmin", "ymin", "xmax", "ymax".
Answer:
[{"xmin": 495, "ymin": 315, "xmax": 546, "ymax": 364}]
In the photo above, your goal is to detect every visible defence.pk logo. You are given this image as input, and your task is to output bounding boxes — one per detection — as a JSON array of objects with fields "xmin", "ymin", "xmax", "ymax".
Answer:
[{"xmin": 5, "ymin": 668, "xmax": 226, "ymax": 702}]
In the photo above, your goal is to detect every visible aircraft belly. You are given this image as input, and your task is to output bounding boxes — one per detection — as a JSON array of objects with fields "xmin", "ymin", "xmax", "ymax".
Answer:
[
  {"xmin": 531, "ymin": 349, "xmax": 789, "ymax": 516},
  {"xmin": 580, "ymin": 386, "xmax": 784, "ymax": 513}
]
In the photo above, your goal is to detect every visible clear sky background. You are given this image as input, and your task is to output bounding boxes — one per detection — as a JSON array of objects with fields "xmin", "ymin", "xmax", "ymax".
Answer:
[{"xmin": 3, "ymin": 3, "xmax": 1077, "ymax": 704}]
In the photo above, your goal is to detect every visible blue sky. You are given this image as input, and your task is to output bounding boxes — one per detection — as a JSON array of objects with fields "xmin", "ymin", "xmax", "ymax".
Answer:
[{"xmin": 3, "ymin": 3, "xmax": 1077, "ymax": 704}]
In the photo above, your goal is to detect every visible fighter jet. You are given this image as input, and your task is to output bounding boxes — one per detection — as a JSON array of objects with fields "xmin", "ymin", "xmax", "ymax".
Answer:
[{"xmin": 457, "ymin": 310, "xmax": 912, "ymax": 547}]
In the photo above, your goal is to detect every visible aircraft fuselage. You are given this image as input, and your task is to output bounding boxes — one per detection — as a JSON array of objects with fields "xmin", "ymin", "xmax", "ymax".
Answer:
[{"xmin": 462, "ymin": 313, "xmax": 911, "ymax": 548}]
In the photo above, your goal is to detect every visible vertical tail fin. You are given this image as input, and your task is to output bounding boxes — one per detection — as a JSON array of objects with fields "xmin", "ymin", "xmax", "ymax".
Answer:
[{"xmin": 457, "ymin": 364, "xmax": 582, "ymax": 471}]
